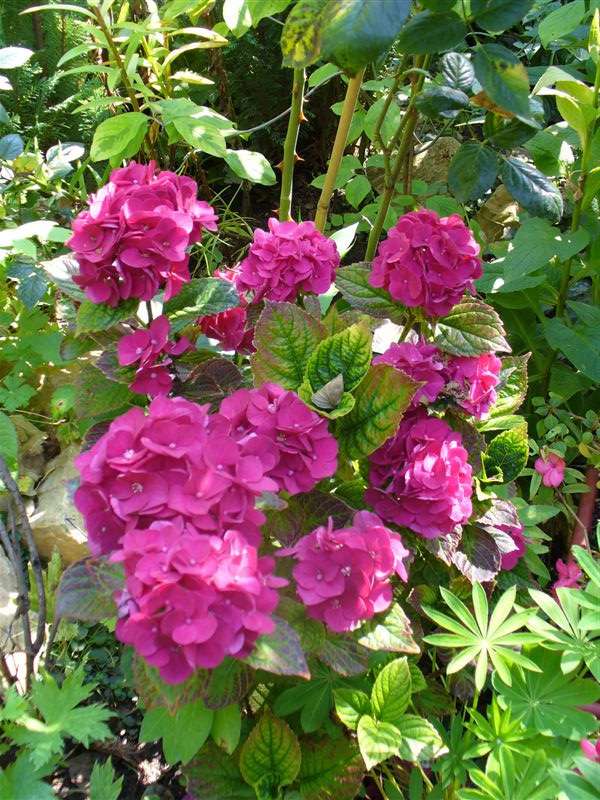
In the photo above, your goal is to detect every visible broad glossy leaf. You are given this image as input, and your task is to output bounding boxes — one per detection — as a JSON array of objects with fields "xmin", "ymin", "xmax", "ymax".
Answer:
[
  {"xmin": 335, "ymin": 263, "xmax": 406, "ymax": 323},
  {"xmin": 395, "ymin": 714, "xmax": 447, "ymax": 761},
  {"xmin": 164, "ymin": 277, "xmax": 240, "ymax": 333},
  {"xmin": 488, "ymin": 355, "xmax": 529, "ymax": 417},
  {"xmin": 501, "ymin": 157, "xmax": 563, "ymax": 222},
  {"xmin": 451, "ymin": 527, "xmax": 501, "ymax": 583},
  {"xmin": 74, "ymin": 366, "xmax": 133, "ymax": 420},
  {"xmin": 203, "ymin": 658, "xmax": 254, "ymax": 710},
  {"xmin": 441, "ymin": 52, "xmax": 475, "ymax": 89},
  {"xmin": 75, "ymin": 298, "xmax": 137, "ymax": 335},
  {"xmin": 184, "ymin": 741, "xmax": 254, "ymax": 800},
  {"xmin": 483, "ymin": 423, "xmax": 529, "ymax": 483},
  {"xmin": 371, "ymin": 657, "xmax": 411, "ymax": 724},
  {"xmin": 544, "ymin": 318, "xmax": 600, "ymax": 383},
  {"xmin": 305, "ymin": 322, "xmax": 372, "ymax": 394},
  {"xmin": 140, "ymin": 700, "xmax": 213, "ymax": 765},
  {"xmin": 280, "ymin": 0, "xmax": 326, "ymax": 68},
  {"xmin": 356, "ymin": 715, "xmax": 399, "ymax": 770},
  {"xmin": 396, "ymin": 10, "xmax": 467, "ymax": 54},
  {"xmin": 244, "ymin": 616, "xmax": 310, "ymax": 678},
  {"xmin": 473, "ymin": 44, "xmax": 530, "ymax": 118},
  {"xmin": 251, "ymin": 300, "xmax": 325, "ymax": 390},
  {"xmin": 0, "ymin": 134, "xmax": 24, "ymax": 160},
  {"xmin": 130, "ymin": 654, "xmax": 210, "ymax": 715},
  {"xmin": 297, "ymin": 737, "xmax": 364, "ymax": 800},
  {"xmin": 225, "ymin": 149, "xmax": 276, "ymax": 185},
  {"xmin": 416, "ymin": 86, "xmax": 470, "ymax": 118},
  {"xmin": 434, "ymin": 298, "xmax": 510, "ymax": 357},
  {"xmin": 471, "ymin": 0, "xmax": 535, "ymax": 33},
  {"xmin": 239, "ymin": 710, "xmax": 301, "ymax": 789},
  {"xmin": 90, "ymin": 112, "xmax": 149, "ymax": 163},
  {"xmin": 334, "ymin": 688, "xmax": 372, "ymax": 730},
  {"xmin": 335, "ymin": 364, "xmax": 419, "ymax": 459},
  {"xmin": 262, "ymin": 489, "xmax": 353, "ymax": 548},
  {"xmin": 55, "ymin": 558, "xmax": 123, "ymax": 622},
  {"xmin": 355, "ymin": 602, "xmax": 420, "ymax": 653},
  {"xmin": 318, "ymin": 635, "xmax": 370, "ymax": 676},
  {"xmin": 448, "ymin": 141, "xmax": 499, "ymax": 202},
  {"xmin": 538, "ymin": 0, "xmax": 586, "ymax": 48},
  {"xmin": 211, "ymin": 704, "xmax": 242, "ymax": 754}
]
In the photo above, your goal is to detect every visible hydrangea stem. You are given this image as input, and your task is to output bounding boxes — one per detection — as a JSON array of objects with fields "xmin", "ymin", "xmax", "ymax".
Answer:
[
  {"xmin": 365, "ymin": 57, "xmax": 429, "ymax": 261},
  {"xmin": 314, "ymin": 69, "xmax": 365, "ymax": 232},
  {"xmin": 279, "ymin": 68, "xmax": 306, "ymax": 222}
]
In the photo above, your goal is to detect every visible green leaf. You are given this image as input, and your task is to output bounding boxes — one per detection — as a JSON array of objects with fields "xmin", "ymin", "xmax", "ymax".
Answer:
[
  {"xmin": 55, "ymin": 557, "xmax": 123, "ymax": 622},
  {"xmin": 483, "ymin": 423, "xmax": 529, "ymax": 483},
  {"xmin": 74, "ymin": 365, "xmax": 134, "ymax": 420},
  {"xmin": 140, "ymin": 700, "xmax": 214, "ymax": 765},
  {"xmin": 6, "ymin": 262, "xmax": 48, "ymax": 308},
  {"xmin": 335, "ymin": 364, "xmax": 418, "ymax": 459},
  {"xmin": 371, "ymin": 657, "xmax": 412, "ymax": 724},
  {"xmin": 334, "ymin": 688, "xmax": 372, "ymax": 730},
  {"xmin": 89, "ymin": 760, "xmax": 123, "ymax": 800},
  {"xmin": 440, "ymin": 52, "xmax": 475, "ymax": 90},
  {"xmin": 448, "ymin": 141, "xmax": 499, "ymax": 202},
  {"xmin": 544, "ymin": 318, "xmax": 600, "ymax": 383},
  {"xmin": 164, "ymin": 277, "xmax": 240, "ymax": 333},
  {"xmin": 396, "ymin": 11, "xmax": 468, "ymax": 54},
  {"xmin": 184, "ymin": 742, "xmax": 254, "ymax": 800},
  {"xmin": 203, "ymin": 658, "xmax": 254, "ymax": 710},
  {"xmin": 319, "ymin": 0, "xmax": 412, "ymax": 77},
  {"xmin": 356, "ymin": 602, "xmax": 420, "ymax": 654},
  {"xmin": 251, "ymin": 300, "xmax": 325, "ymax": 390},
  {"xmin": 317, "ymin": 635, "xmax": 371, "ymax": 677},
  {"xmin": 239, "ymin": 710, "xmax": 301, "ymax": 791},
  {"xmin": 0, "ymin": 46, "xmax": 34, "ymax": 68},
  {"xmin": 501, "ymin": 157, "xmax": 563, "ymax": 222},
  {"xmin": 356, "ymin": 715, "xmax": 399, "ymax": 770},
  {"xmin": 395, "ymin": 714, "xmax": 446, "ymax": 762},
  {"xmin": 244, "ymin": 616, "xmax": 310, "ymax": 678},
  {"xmin": 0, "ymin": 411, "xmax": 18, "ymax": 470},
  {"xmin": 471, "ymin": 0, "xmax": 535, "ymax": 33},
  {"xmin": 416, "ymin": 86, "xmax": 470, "ymax": 118},
  {"xmin": 130, "ymin": 654, "xmax": 210, "ymax": 715},
  {"xmin": 0, "ymin": 754, "xmax": 54, "ymax": 800},
  {"xmin": 335, "ymin": 262, "xmax": 406, "ymax": 323},
  {"xmin": 488, "ymin": 355, "xmax": 529, "ymax": 417},
  {"xmin": 473, "ymin": 44, "xmax": 530, "ymax": 118},
  {"xmin": 262, "ymin": 489, "xmax": 353, "ymax": 548},
  {"xmin": 434, "ymin": 298, "xmax": 510, "ymax": 357},
  {"xmin": 211, "ymin": 704, "xmax": 242, "ymax": 754},
  {"xmin": 345, "ymin": 174, "xmax": 371, "ymax": 208},
  {"xmin": 0, "ymin": 134, "xmax": 24, "ymax": 160},
  {"xmin": 280, "ymin": 0, "xmax": 326, "ymax": 68},
  {"xmin": 171, "ymin": 116, "xmax": 227, "ymax": 158},
  {"xmin": 305, "ymin": 322, "xmax": 372, "ymax": 394},
  {"xmin": 75, "ymin": 298, "xmax": 137, "ymax": 335},
  {"xmin": 538, "ymin": 0, "xmax": 586, "ymax": 48},
  {"xmin": 451, "ymin": 527, "xmax": 501, "ymax": 583},
  {"xmin": 297, "ymin": 737, "xmax": 364, "ymax": 800},
  {"xmin": 90, "ymin": 112, "xmax": 149, "ymax": 163},
  {"xmin": 364, "ymin": 96, "xmax": 402, "ymax": 147},
  {"xmin": 224, "ymin": 149, "xmax": 276, "ymax": 185}
]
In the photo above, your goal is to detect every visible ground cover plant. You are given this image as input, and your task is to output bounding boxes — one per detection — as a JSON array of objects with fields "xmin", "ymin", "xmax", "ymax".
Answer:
[{"xmin": 0, "ymin": 1, "xmax": 599, "ymax": 798}]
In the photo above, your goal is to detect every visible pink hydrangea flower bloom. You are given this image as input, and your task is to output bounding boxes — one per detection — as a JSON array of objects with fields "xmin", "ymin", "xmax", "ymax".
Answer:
[
  {"xmin": 218, "ymin": 383, "xmax": 338, "ymax": 495},
  {"xmin": 370, "ymin": 208, "xmax": 482, "ymax": 318},
  {"xmin": 535, "ymin": 452, "xmax": 566, "ymax": 488},
  {"xmin": 236, "ymin": 218, "xmax": 340, "ymax": 303},
  {"xmin": 113, "ymin": 520, "xmax": 286, "ymax": 683},
  {"xmin": 68, "ymin": 161, "xmax": 218, "ymax": 306},
  {"xmin": 499, "ymin": 521, "xmax": 527, "ymax": 570},
  {"xmin": 580, "ymin": 739, "xmax": 600, "ymax": 762},
  {"xmin": 284, "ymin": 511, "xmax": 409, "ymax": 632},
  {"xmin": 74, "ymin": 395, "xmax": 278, "ymax": 556},
  {"xmin": 366, "ymin": 408, "xmax": 473, "ymax": 538},
  {"xmin": 447, "ymin": 353, "xmax": 502, "ymax": 419},
  {"xmin": 198, "ymin": 267, "xmax": 254, "ymax": 353},
  {"xmin": 553, "ymin": 558, "xmax": 583, "ymax": 593},
  {"xmin": 373, "ymin": 340, "xmax": 448, "ymax": 406}
]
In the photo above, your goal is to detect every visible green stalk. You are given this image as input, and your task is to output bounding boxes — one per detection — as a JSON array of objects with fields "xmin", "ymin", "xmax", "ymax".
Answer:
[
  {"xmin": 540, "ymin": 57, "xmax": 600, "ymax": 396},
  {"xmin": 279, "ymin": 68, "xmax": 306, "ymax": 222},
  {"xmin": 365, "ymin": 57, "xmax": 429, "ymax": 261},
  {"xmin": 314, "ymin": 68, "xmax": 365, "ymax": 232},
  {"xmin": 91, "ymin": 4, "xmax": 141, "ymax": 113}
]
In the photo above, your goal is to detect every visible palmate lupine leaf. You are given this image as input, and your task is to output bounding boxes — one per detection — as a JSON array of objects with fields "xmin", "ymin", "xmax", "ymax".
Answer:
[{"xmin": 423, "ymin": 585, "xmax": 542, "ymax": 691}]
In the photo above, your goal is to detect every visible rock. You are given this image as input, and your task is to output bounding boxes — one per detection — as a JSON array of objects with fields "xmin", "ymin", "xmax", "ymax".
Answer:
[
  {"xmin": 412, "ymin": 136, "xmax": 460, "ymax": 185},
  {"xmin": 29, "ymin": 444, "xmax": 89, "ymax": 565},
  {"xmin": 475, "ymin": 184, "xmax": 520, "ymax": 243}
]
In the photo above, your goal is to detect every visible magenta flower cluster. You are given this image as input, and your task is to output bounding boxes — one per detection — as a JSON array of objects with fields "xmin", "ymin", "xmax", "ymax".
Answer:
[
  {"xmin": 498, "ymin": 521, "xmax": 527, "ymax": 571},
  {"xmin": 117, "ymin": 314, "xmax": 191, "ymax": 397},
  {"xmin": 375, "ymin": 339, "xmax": 502, "ymax": 420},
  {"xmin": 114, "ymin": 520, "xmax": 285, "ymax": 684},
  {"xmin": 219, "ymin": 382, "xmax": 339, "ymax": 495},
  {"xmin": 68, "ymin": 161, "xmax": 218, "ymax": 306},
  {"xmin": 367, "ymin": 409, "xmax": 473, "ymax": 539},
  {"xmin": 284, "ymin": 511, "xmax": 409, "ymax": 632},
  {"xmin": 370, "ymin": 208, "xmax": 482, "ymax": 318},
  {"xmin": 236, "ymin": 217, "xmax": 340, "ymax": 303},
  {"xmin": 535, "ymin": 451, "xmax": 566, "ymax": 487}
]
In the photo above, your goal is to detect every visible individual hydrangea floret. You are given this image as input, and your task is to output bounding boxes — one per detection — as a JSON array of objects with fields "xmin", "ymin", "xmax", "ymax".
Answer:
[
  {"xmin": 114, "ymin": 519, "xmax": 286, "ymax": 683},
  {"xmin": 446, "ymin": 353, "xmax": 502, "ymax": 419},
  {"xmin": 117, "ymin": 314, "xmax": 191, "ymax": 397},
  {"xmin": 535, "ymin": 451, "xmax": 565, "ymax": 487},
  {"xmin": 236, "ymin": 217, "xmax": 340, "ymax": 303},
  {"xmin": 499, "ymin": 521, "xmax": 527, "ymax": 571},
  {"xmin": 369, "ymin": 208, "xmax": 482, "ymax": 318},
  {"xmin": 218, "ymin": 383, "xmax": 338, "ymax": 495},
  {"xmin": 198, "ymin": 266, "xmax": 254, "ymax": 353},
  {"xmin": 284, "ymin": 511, "xmax": 409, "ymax": 632},
  {"xmin": 68, "ymin": 161, "xmax": 218, "ymax": 306},
  {"xmin": 366, "ymin": 408, "xmax": 473, "ymax": 539},
  {"xmin": 373, "ymin": 340, "xmax": 448, "ymax": 407},
  {"xmin": 74, "ymin": 395, "xmax": 277, "ymax": 555}
]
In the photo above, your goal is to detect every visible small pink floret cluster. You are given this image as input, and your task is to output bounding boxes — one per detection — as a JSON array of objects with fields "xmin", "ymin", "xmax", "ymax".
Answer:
[
  {"xmin": 370, "ymin": 208, "xmax": 482, "ymax": 318},
  {"xmin": 367, "ymin": 409, "xmax": 473, "ymax": 539},
  {"xmin": 117, "ymin": 314, "xmax": 191, "ymax": 397},
  {"xmin": 446, "ymin": 353, "xmax": 502, "ymax": 419},
  {"xmin": 219, "ymin": 382, "xmax": 339, "ymax": 495},
  {"xmin": 68, "ymin": 161, "xmax": 218, "ymax": 306},
  {"xmin": 374, "ymin": 340, "xmax": 447, "ymax": 406},
  {"xmin": 535, "ymin": 451, "xmax": 566, "ymax": 487},
  {"xmin": 114, "ymin": 520, "xmax": 285, "ymax": 684},
  {"xmin": 284, "ymin": 511, "xmax": 409, "ymax": 632},
  {"xmin": 237, "ymin": 217, "xmax": 340, "ymax": 303},
  {"xmin": 498, "ymin": 521, "xmax": 527, "ymax": 571}
]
